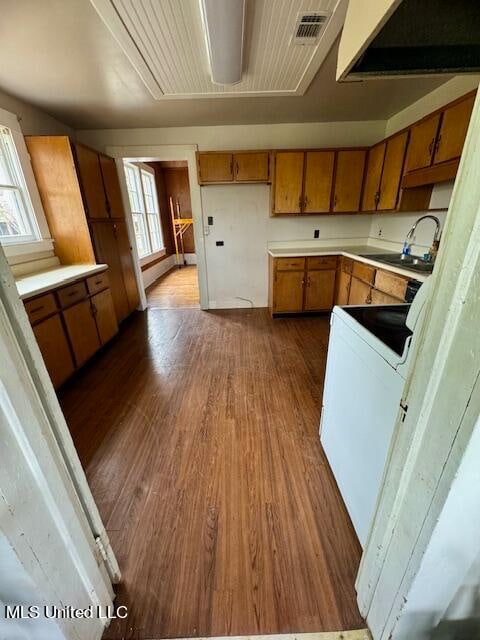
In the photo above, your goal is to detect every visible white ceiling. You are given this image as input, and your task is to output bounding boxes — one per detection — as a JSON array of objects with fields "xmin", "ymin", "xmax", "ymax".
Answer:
[
  {"xmin": 92, "ymin": 0, "xmax": 345, "ymax": 97},
  {"xmin": 0, "ymin": 0, "xmax": 447, "ymax": 130}
]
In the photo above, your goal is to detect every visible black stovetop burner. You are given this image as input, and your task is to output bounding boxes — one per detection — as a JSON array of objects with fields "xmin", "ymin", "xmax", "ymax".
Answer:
[{"xmin": 344, "ymin": 304, "xmax": 413, "ymax": 356}]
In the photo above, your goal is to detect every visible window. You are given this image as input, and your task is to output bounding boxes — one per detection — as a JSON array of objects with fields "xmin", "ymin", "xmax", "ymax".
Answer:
[
  {"xmin": 124, "ymin": 163, "xmax": 164, "ymax": 259},
  {"xmin": 0, "ymin": 126, "xmax": 39, "ymax": 244}
]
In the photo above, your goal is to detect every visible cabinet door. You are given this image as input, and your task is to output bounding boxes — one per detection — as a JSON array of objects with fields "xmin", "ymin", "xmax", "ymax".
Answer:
[
  {"xmin": 335, "ymin": 269, "xmax": 351, "ymax": 305},
  {"xmin": 361, "ymin": 142, "xmax": 386, "ymax": 211},
  {"xmin": 114, "ymin": 221, "xmax": 139, "ymax": 313},
  {"xmin": 273, "ymin": 270, "xmax": 304, "ymax": 312},
  {"xmin": 272, "ymin": 152, "xmax": 304, "ymax": 214},
  {"xmin": 304, "ymin": 270, "xmax": 336, "ymax": 311},
  {"xmin": 99, "ymin": 154, "xmax": 125, "ymax": 218},
  {"xmin": 90, "ymin": 222, "xmax": 129, "ymax": 322},
  {"xmin": 63, "ymin": 300, "xmax": 101, "ymax": 367},
  {"xmin": 378, "ymin": 131, "xmax": 409, "ymax": 211},
  {"xmin": 303, "ymin": 151, "xmax": 335, "ymax": 213},
  {"xmin": 333, "ymin": 150, "xmax": 366, "ymax": 212},
  {"xmin": 404, "ymin": 114, "xmax": 441, "ymax": 172},
  {"xmin": 348, "ymin": 277, "xmax": 372, "ymax": 305},
  {"xmin": 234, "ymin": 152, "xmax": 270, "ymax": 182},
  {"xmin": 92, "ymin": 289, "xmax": 118, "ymax": 345},
  {"xmin": 33, "ymin": 314, "xmax": 75, "ymax": 389},
  {"xmin": 74, "ymin": 144, "xmax": 109, "ymax": 218},
  {"xmin": 197, "ymin": 153, "xmax": 233, "ymax": 183},
  {"xmin": 433, "ymin": 93, "xmax": 475, "ymax": 165}
]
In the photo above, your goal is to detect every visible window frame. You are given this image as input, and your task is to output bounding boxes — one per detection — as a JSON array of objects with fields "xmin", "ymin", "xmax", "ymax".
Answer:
[
  {"xmin": 123, "ymin": 162, "xmax": 165, "ymax": 264},
  {"xmin": 0, "ymin": 107, "xmax": 53, "ymax": 259}
]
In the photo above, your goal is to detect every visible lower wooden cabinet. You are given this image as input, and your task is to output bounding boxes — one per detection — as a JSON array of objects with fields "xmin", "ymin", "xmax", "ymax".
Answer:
[
  {"xmin": 335, "ymin": 269, "xmax": 352, "ymax": 305},
  {"xmin": 92, "ymin": 289, "xmax": 118, "ymax": 344},
  {"xmin": 25, "ymin": 268, "xmax": 119, "ymax": 388},
  {"xmin": 269, "ymin": 256, "xmax": 337, "ymax": 314},
  {"xmin": 33, "ymin": 314, "xmax": 75, "ymax": 389},
  {"xmin": 63, "ymin": 299, "xmax": 101, "ymax": 367},
  {"xmin": 348, "ymin": 277, "xmax": 372, "ymax": 305}
]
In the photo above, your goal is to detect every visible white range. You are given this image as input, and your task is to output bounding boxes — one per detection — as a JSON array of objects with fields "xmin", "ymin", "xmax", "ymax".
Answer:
[{"xmin": 320, "ymin": 279, "xmax": 430, "ymax": 546}]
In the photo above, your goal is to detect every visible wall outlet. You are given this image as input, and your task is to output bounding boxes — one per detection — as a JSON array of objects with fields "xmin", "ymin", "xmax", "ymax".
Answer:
[
  {"xmin": 378, "ymin": 228, "xmax": 383, "ymax": 237},
  {"xmin": 216, "ymin": 240, "xmax": 224, "ymax": 246},
  {"xmin": 208, "ymin": 216, "xmax": 214, "ymax": 225},
  {"xmin": 314, "ymin": 229, "xmax": 320, "ymax": 239}
]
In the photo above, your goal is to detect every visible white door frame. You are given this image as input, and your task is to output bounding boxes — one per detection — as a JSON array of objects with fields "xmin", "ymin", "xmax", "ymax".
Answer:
[
  {"xmin": 107, "ymin": 144, "xmax": 209, "ymax": 310},
  {"xmin": 0, "ymin": 247, "xmax": 119, "ymax": 640},
  {"xmin": 357, "ymin": 88, "xmax": 480, "ymax": 638}
]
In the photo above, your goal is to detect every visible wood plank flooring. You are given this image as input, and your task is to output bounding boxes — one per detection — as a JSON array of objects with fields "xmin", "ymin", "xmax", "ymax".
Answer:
[
  {"xmin": 147, "ymin": 265, "xmax": 200, "ymax": 308},
  {"xmin": 60, "ymin": 308, "xmax": 364, "ymax": 639}
]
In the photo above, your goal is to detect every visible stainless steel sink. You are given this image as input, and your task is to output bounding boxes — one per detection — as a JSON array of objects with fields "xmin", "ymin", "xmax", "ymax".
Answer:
[{"xmin": 361, "ymin": 253, "xmax": 434, "ymax": 275}]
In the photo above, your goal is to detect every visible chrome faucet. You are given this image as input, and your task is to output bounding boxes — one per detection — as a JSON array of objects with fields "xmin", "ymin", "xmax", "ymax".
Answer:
[{"xmin": 404, "ymin": 214, "xmax": 441, "ymax": 262}]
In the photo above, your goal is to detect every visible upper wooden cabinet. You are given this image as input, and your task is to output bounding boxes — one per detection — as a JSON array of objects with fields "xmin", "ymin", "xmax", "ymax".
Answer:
[
  {"xmin": 378, "ymin": 131, "xmax": 409, "ymax": 211},
  {"xmin": 304, "ymin": 151, "xmax": 335, "ymax": 213},
  {"xmin": 433, "ymin": 93, "xmax": 475, "ymax": 164},
  {"xmin": 99, "ymin": 154, "xmax": 125, "ymax": 218},
  {"xmin": 333, "ymin": 150, "xmax": 366, "ymax": 213},
  {"xmin": 404, "ymin": 113, "xmax": 441, "ymax": 173},
  {"xmin": 197, "ymin": 153, "xmax": 233, "ymax": 183},
  {"xmin": 197, "ymin": 151, "xmax": 271, "ymax": 184},
  {"xmin": 361, "ymin": 143, "xmax": 386, "ymax": 211},
  {"xmin": 272, "ymin": 151, "xmax": 304, "ymax": 214},
  {"xmin": 25, "ymin": 136, "xmax": 138, "ymax": 324},
  {"xmin": 74, "ymin": 143, "xmax": 109, "ymax": 219},
  {"xmin": 234, "ymin": 152, "xmax": 270, "ymax": 182}
]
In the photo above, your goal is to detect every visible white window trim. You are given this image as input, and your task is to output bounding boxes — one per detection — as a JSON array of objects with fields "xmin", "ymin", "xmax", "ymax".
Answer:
[
  {"xmin": 124, "ymin": 161, "xmax": 164, "ymax": 261},
  {"xmin": 0, "ymin": 106, "xmax": 54, "ymax": 258}
]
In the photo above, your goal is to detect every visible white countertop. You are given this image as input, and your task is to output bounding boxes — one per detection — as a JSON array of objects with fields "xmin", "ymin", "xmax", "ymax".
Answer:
[
  {"xmin": 268, "ymin": 244, "xmax": 429, "ymax": 282},
  {"xmin": 16, "ymin": 264, "xmax": 108, "ymax": 300}
]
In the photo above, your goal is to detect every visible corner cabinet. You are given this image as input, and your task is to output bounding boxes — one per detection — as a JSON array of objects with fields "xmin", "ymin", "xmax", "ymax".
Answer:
[
  {"xmin": 269, "ymin": 256, "xmax": 337, "ymax": 315},
  {"xmin": 25, "ymin": 136, "xmax": 139, "ymax": 322}
]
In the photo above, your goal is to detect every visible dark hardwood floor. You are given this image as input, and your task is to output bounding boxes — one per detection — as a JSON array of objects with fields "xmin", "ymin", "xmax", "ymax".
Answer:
[{"xmin": 60, "ymin": 308, "xmax": 364, "ymax": 639}]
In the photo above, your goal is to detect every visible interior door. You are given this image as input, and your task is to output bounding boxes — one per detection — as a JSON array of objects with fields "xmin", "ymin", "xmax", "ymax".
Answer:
[
  {"xmin": 90, "ymin": 222, "xmax": 129, "ymax": 322},
  {"xmin": 272, "ymin": 151, "xmax": 304, "ymax": 214},
  {"xmin": 404, "ymin": 114, "xmax": 441, "ymax": 172},
  {"xmin": 274, "ymin": 270, "xmax": 305, "ymax": 312},
  {"xmin": 74, "ymin": 143, "xmax": 109, "ymax": 218},
  {"xmin": 305, "ymin": 270, "xmax": 336, "ymax": 311},
  {"xmin": 333, "ymin": 150, "xmax": 366, "ymax": 212},
  {"xmin": 99, "ymin": 154, "xmax": 125, "ymax": 218},
  {"xmin": 378, "ymin": 131, "xmax": 409, "ymax": 211},
  {"xmin": 433, "ymin": 93, "xmax": 475, "ymax": 164},
  {"xmin": 361, "ymin": 143, "xmax": 386, "ymax": 211},
  {"xmin": 303, "ymin": 151, "xmax": 335, "ymax": 213}
]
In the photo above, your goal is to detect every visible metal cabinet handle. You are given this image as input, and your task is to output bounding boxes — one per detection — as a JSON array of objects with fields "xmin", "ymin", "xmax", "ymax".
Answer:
[{"xmin": 298, "ymin": 196, "xmax": 303, "ymax": 210}]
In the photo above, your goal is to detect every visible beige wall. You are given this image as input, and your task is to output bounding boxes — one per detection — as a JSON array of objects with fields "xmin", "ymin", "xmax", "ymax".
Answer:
[
  {"xmin": 385, "ymin": 75, "xmax": 480, "ymax": 137},
  {"xmin": 0, "ymin": 88, "xmax": 72, "ymax": 136},
  {"xmin": 76, "ymin": 120, "xmax": 385, "ymax": 153}
]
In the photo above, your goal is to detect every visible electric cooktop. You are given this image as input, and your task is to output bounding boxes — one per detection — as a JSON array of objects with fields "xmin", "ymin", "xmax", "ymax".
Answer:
[{"xmin": 344, "ymin": 305, "xmax": 413, "ymax": 356}]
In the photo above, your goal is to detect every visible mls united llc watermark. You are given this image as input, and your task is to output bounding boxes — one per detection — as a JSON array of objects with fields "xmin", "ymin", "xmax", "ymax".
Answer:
[{"xmin": 4, "ymin": 604, "xmax": 128, "ymax": 620}]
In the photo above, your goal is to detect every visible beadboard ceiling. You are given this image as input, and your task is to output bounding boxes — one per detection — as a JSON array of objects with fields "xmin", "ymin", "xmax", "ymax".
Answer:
[
  {"xmin": 0, "ymin": 0, "xmax": 447, "ymax": 129},
  {"xmin": 91, "ymin": 0, "xmax": 345, "ymax": 98}
]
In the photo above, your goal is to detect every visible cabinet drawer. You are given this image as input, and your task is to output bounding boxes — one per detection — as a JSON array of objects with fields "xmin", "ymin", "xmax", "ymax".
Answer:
[
  {"xmin": 307, "ymin": 256, "xmax": 337, "ymax": 271},
  {"xmin": 352, "ymin": 261, "xmax": 375, "ymax": 285},
  {"xmin": 275, "ymin": 257, "xmax": 306, "ymax": 271},
  {"xmin": 86, "ymin": 270, "xmax": 109, "ymax": 295},
  {"xmin": 25, "ymin": 293, "xmax": 57, "ymax": 324},
  {"xmin": 374, "ymin": 269, "xmax": 408, "ymax": 300},
  {"xmin": 57, "ymin": 280, "xmax": 88, "ymax": 308}
]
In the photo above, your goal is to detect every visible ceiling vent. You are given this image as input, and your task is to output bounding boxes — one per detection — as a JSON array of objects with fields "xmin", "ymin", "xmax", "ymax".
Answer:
[{"xmin": 293, "ymin": 12, "xmax": 330, "ymax": 45}]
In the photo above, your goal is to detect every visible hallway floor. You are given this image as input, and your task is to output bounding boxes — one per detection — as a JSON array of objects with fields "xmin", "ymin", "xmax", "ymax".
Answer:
[
  {"xmin": 147, "ymin": 264, "xmax": 200, "ymax": 309},
  {"xmin": 60, "ymin": 308, "xmax": 364, "ymax": 639}
]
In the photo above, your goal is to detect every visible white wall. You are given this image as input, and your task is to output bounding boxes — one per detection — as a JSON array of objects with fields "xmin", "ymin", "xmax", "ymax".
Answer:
[
  {"xmin": 394, "ymin": 415, "xmax": 480, "ymax": 639},
  {"xmin": 0, "ymin": 88, "xmax": 72, "ymax": 136},
  {"xmin": 202, "ymin": 184, "xmax": 372, "ymax": 308}
]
